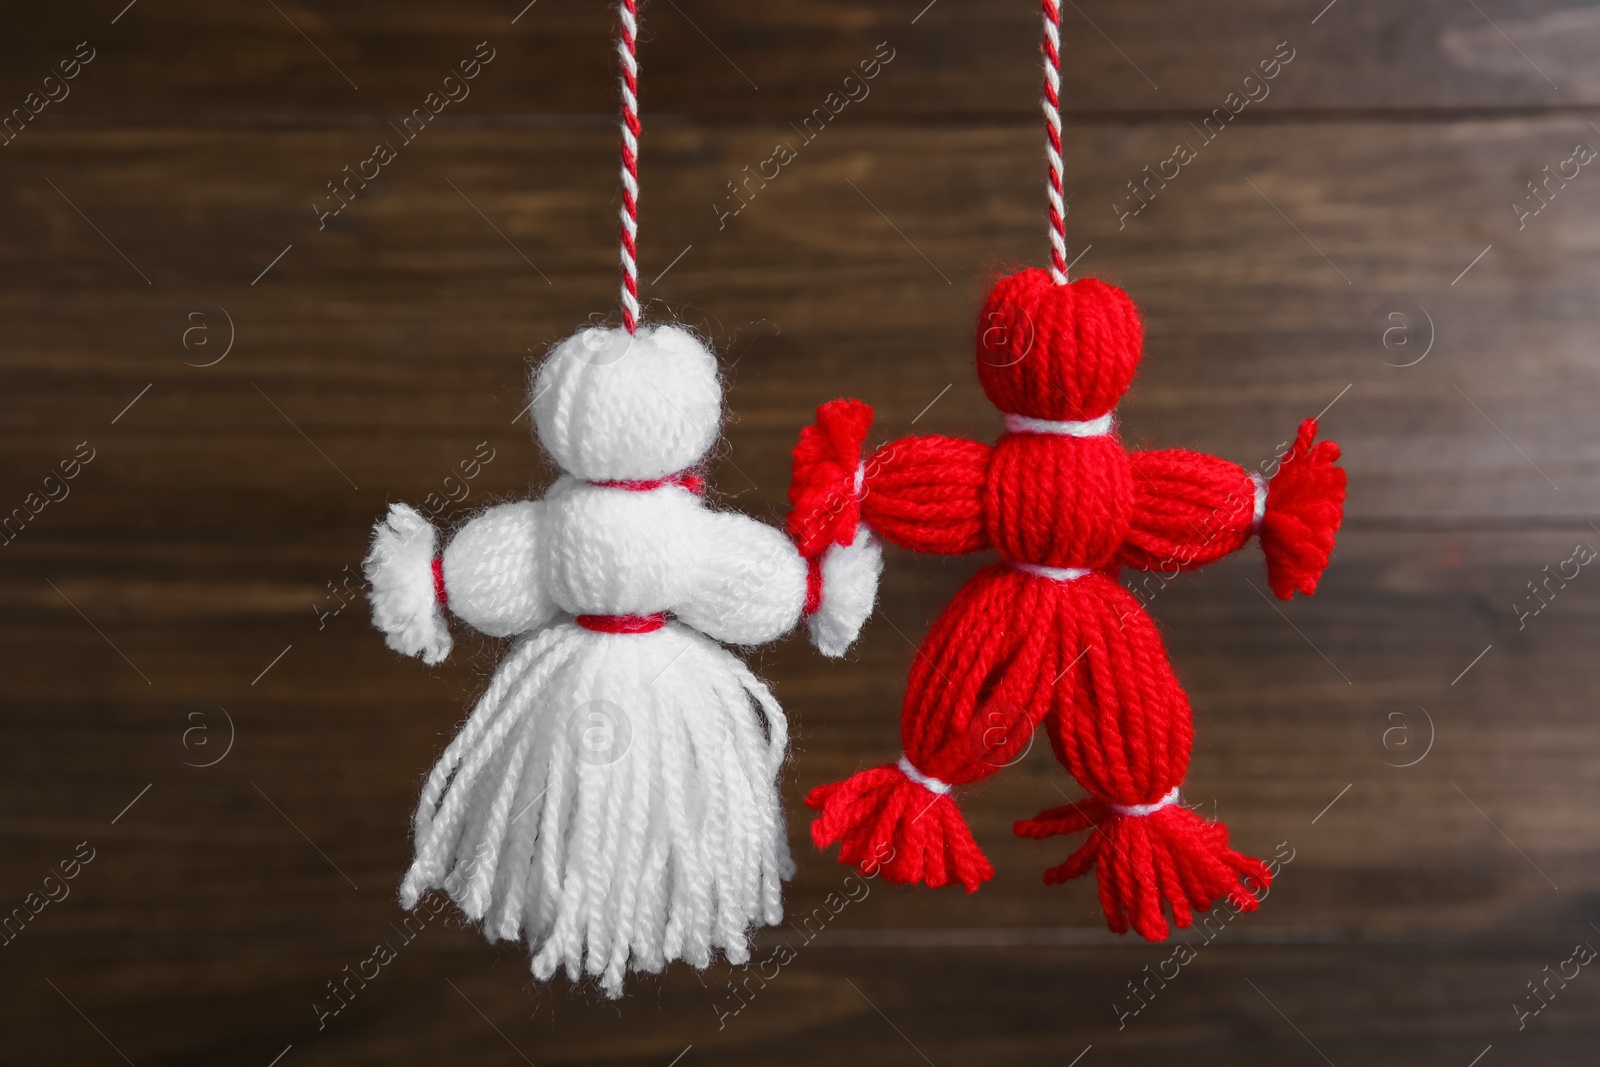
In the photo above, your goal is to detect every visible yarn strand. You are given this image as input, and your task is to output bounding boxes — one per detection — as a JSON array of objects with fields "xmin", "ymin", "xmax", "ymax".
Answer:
[
  {"xmin": 1041, "ymin": 0, "xmax": 1067, "ymax": 284},
  {"xmin": 618, "ymin": 0, "xmax": 641, "ymax": 333},
  {"xmin": 790, "ymin": 269, "xmax": 1347, "ymax": 941}
]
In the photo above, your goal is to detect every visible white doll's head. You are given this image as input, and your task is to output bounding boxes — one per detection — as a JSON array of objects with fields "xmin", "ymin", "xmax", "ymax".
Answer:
[{"xmin": 531, "ymin": 323, "xmax": 723, "ymax": 481}]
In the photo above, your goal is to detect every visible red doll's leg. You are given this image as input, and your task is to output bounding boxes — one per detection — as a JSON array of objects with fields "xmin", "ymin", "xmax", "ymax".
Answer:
[
  {"xmin": 807, "ymin": 563, "xmax": 1056, "ymax": 891},
  {"xmin": 1015, "ymin": 574, "xmax": 1270, "ymax": 940}
]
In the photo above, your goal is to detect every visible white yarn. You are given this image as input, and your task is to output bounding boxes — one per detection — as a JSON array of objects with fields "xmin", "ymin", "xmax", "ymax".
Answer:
[
  {"xmin": 541, "ymin": 475, "xmax": 702, "ymax": 617},
  {"xmin": 1249, "ymin": 471, "xmax": 1268, "ymax": 535},
  {"xmin": 443, "ymin": 501, "xmax": 556, "ymax": 637},
  {"xmin": 675, "ymin": 509, "xmax": 808, "ymax": 646},
  {"xmin": 365, "ymin": 503, "xmax": 451, "ymax": 665},
  {"xmin": 1012, "ymin": 560, "xmax": 1091, "ymax": 582},
  {"xmin": 897, "ymin": 755, "xmax": 952, "ymax": 795},
  {"xmin": 402, "ymin": 621, "xmax": 789, "ymax": 997},
  {"xmin": 1002, "ymin": 411, "xmax": 1114, "ymax": 437},
  {"xmin": 1109, "ymin": 786, "xmax": 1181, "ymax": 817},
  {"xmin": 532, "ymin": 324, "xmax": 721, "ymax": 482},
  {"xmin": 378, "ymin": 324, "xmax": 807, "ymax": 999},
  {"xmin": 808, "ymin": 526, "xmax": 883, "ymax": 658}
]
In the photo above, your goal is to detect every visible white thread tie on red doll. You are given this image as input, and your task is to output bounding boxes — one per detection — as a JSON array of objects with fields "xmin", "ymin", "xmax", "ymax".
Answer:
[
  {"xmin": 898, "ymin": 755, "xmax": 953, "ymax": 796},
  {"xmin": 1249, "ymin": 471, "xmax": 1268, "ymax": 536},
  {"xmin": 1011, "ymin": 560, "xmax": 1091, "ymax": 582},
  {"xmin": 1003, "ymin": 411, "xmax": 1114, "ymax": 437},
  {"xmin": 1109, "ymin": 787, "xmax": 1181, "ymax": 817}
]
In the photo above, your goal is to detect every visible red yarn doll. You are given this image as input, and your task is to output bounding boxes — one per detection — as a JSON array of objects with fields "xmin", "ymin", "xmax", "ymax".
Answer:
[{"xmin": 789, "ymin": 269, "xmax": 1346, "ymax": 940}]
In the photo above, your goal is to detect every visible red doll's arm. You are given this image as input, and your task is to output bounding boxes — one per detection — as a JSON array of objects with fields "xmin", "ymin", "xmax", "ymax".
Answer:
[
  {"xmin": 1114, "ymin": 449, "xmax": 1257, "ymax": 575},
  {"xmin": 790, "ymin": 399, "xmax": 990, "ymax": 557},
  {"xmin": 1115, "ymin": 419, "xmax": 1346, "ymax": 599},
  {"xmin": 860, "ymin": 435, "xmax": 990, "ymax": 555}
]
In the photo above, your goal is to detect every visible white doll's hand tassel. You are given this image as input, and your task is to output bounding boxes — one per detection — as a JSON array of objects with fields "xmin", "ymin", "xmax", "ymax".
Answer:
[
  {"xmin": 365, "ymin": 502, "xmax": 452, "ymax": 665},
  {"xmin": 807, "ymin": 527, "xmax": 883, "ymax": 658}
]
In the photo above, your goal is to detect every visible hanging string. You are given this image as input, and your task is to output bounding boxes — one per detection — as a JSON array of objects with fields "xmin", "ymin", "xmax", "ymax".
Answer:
[
  {"xmin": 618, "ymin": 0, "xmax": 641, "ymax": 333},
  {"xmin": 1041, "ymin": 0, "xmax": 1068, "ymax": 284}
]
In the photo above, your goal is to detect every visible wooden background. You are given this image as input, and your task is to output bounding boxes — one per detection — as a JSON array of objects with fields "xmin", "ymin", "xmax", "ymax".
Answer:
[{"xmin": 2, "ymin": 1, "xmax": 1599, "ymax": 1063}]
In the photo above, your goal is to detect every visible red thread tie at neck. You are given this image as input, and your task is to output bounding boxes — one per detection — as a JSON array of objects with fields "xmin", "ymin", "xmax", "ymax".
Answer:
[
  {"xmin": 590, "ymin": 471, "xmax": 706, "ymax": 495},
  {"xmin": 576, "ymin": 612, "xmax": 668, "ymax": 634},
  {"xmin": 1002, "ymin": 411, "xmax": 1115, "ymax": 437},
  {"xmin": 1109, "ymin": 787, "xmax": 1181, "ymax": 817}
]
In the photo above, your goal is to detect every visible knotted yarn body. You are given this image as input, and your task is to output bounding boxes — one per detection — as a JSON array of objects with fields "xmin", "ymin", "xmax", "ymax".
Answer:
[
  {"xmin": 361, "ymin": 0, "xmax": 875, "ymax": 999},
  {"xmin": 368, "ymin": 324, "xmax": 818, "ymax": 998},
  {"xmin": 796, "ymin": 268, "xmax": 1346, "ymax": 940}
]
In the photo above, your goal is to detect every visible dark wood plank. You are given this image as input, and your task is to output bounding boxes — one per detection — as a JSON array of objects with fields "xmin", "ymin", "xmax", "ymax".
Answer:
[
  {"xmin": 1, "ymin": 118, "xmax": 1596, "ymax": 527},
  {"xmin": 0, "ymin": 0, "xmax": 1592, "ymax": 124},
  {"xmin": 4, "ymin": 4, "xmax": 1600, "ymax": 1064},
  {"xmin": 4, "ymin": 939, "xmax": 1597, "ymax": 1063}
]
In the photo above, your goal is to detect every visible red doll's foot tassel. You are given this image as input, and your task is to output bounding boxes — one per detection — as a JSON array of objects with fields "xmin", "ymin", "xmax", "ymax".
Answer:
[
  {"xmin": 1015, "ymin": 793, "xmax": 1271, "ymax": 941},
  {"xmin": 807, "ymin": 763, "xmax": 994, "ymax": 891}
]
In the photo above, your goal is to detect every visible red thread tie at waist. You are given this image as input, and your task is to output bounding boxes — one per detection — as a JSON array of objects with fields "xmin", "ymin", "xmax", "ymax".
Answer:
[
  {"xmin": 1109, "ymin": 787, "xmax": 1181, "ymax": 817},
  {"xmin": 1010, "ymin": 560, "xmax": 1092, "ymax": 582},
  {"xmin": 431, "ymin": 557, "xmax": 447, "ymax": 606},
  {"xmin": 590, "ymin": 471, "xmax": 706, "ymax": 496},
  {"xmin": 576, "ymin": 612, "xmax": 668, "ymax": 634}
]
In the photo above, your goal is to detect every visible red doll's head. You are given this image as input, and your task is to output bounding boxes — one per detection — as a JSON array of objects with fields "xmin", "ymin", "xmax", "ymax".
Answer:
[{"xmin": 974, "ymin": 268, "xmax": 1143, "ymax": 421}]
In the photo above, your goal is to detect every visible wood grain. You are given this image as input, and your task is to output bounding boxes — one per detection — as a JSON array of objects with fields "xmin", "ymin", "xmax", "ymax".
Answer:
[
  {"xmin": 0, "ymin": 1, "xmax": 1594, "ymax": 119},
  {"xmin": 2, "ymin": 1, "xmax": 1599, "ymax": 1064}
]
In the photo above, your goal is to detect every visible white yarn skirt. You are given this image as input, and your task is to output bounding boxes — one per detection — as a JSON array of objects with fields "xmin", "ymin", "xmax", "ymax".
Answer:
[{"xmin": 399, "ymin": 620, "xmax": 792, "ymax": 997}]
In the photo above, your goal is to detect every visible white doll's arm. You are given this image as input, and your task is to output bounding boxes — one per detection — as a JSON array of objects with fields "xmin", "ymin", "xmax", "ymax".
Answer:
[
  {"xmin": 675, "ymin": 510, "xmax": 806, "ymax": 646},
  {"xmin": 441, "ymin": 500, "xmax": 556, "ymax": 638},
  {"xmin": 366, "ymin": 500, "xmax": 553, "ymax": 665}
]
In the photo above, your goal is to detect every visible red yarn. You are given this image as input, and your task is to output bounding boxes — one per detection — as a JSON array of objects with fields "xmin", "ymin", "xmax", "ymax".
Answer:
[
  {"xmin": 807, "ymin": 765, "xmax": 993, "ymax": 891},
  {"xmin": 1113, "ymin": 448, "xmax": 1256, "ymax": 576},
  {"xmin": 977, "ymin": 269, "xmax": 1142, "ymax": 421},
  {"xmin": 431, "ymin": 556, "xmax": 447, "ymax": 607},
  {"xmin": 576, "ymin": 613, "xmax": 667, "ymax": 634},
  {"xmin": 802, "ymin": 557, "xmax": 824, "ymax": 616},
  {"xmin": 1261, "ymin": 419, "xmax": 1345, "ymax": 598},
  {"xmin": 794, "ymin": 267, "xmax": 1346, "ymax": 940},
  {"xmin": 788, "ymin": 398, "xmax": 989, "ymax": 559},
  {"xmin": 591, "ymin": 471, "xmax": 706, "ymax": 496},
  {"xmin": 789, "ymin": 397, "xmax": 874, "ymax": 558}
]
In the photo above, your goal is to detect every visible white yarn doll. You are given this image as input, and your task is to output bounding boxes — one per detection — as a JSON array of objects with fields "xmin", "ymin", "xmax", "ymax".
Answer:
[{"xmin": 364, "ymin": 323, "xmax": 881, "ymax": 997}]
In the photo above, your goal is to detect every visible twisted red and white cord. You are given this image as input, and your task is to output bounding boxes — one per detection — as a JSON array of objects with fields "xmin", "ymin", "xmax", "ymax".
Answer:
[
  {"xmin": 1041, "ymin": 0, "xmax": 1067, "ymax": 285},
  {"xmin": 617, "ymin": 0, "xmax": 641, "ymax": 333}
]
